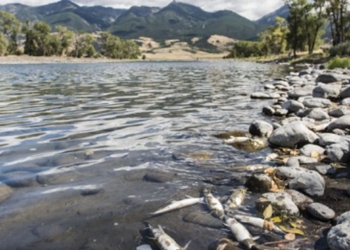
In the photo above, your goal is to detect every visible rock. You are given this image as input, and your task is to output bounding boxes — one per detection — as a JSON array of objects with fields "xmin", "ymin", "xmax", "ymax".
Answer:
[
  {"xmin": 245, "ymin": 174, "xmax": 274, "ymax": 193},
  {"xmin": 319, "ymin": 133, "xmax": 344, "ymax": 147},
  {"xmin": 303, "ymin": 98, "xmax": 331, "ymax": 108},
  {"xmin": 340, "ymin": 86, "xmax": 350, "ymax": 99},
  {"xmin": 295, "ymin": 156, "xmax": 319, "ymax": 164},
  {"xmin": 342, "ymin": 98, "xmax": 350, "ymax": 106},
  {"xmin": 327, "ymin": 115, "xmax": 350, "ymax": 131},
  {"xmin": 274, "ymin": 80, "xmax": 290, "ymax": 88},
  {"xmin": 251, "ymin": 92, "xmax": 278, "ymax": 99},
  {"xmin": 183, "ymin": 211, "xmax": 223, "ymax": 229},
  {"xmin": 269, "ymin": 93, "xmax": 281, "ymax": 99},
  {"xmin": 274, "ymin": 108, "xmax": 288, "ymax": 116},
  {"xmin": 315, "ymin": 165, "xmax": 336, "ymax": 175},
  {"xmin": 313, "ymin": 84, "xmax": 341, "ymax": 99},
  {"xmin": 327, "ymin": 221, "xmax": 350, "ymax": 250},
  {"xmin": 0, "ymin": 171, "xmax": 36, "ymax": 188},
  {"xmin": 326, "ymin": 142, "xmax": 350, "ymax": 163},
  {"xmin": 282, "ymin": 100, "xmax": 305, "ymax": 113},
  {"xmin": 300, "ymin": 144, "xmax": 325, "ymax": 157},
  {"xmin": 264, "ymin": 84, "xmax": 275, "ymax": 90},
  {"xmin": 337, "ymin": 211, "xmax": 350, "ymax": 224},
  {"xmin": 143, "ymin": 171, "xmax": 175, "ymax": 183},
  {"xmin": 285, "ymin": 189, "xmax": 313, "ymax": 210},
  {"xmin": 288, "ymin": 86, "xmax": 314, "ymax": 99},
  {"xmin": 308, "ymin": 202, "xmax": 335, "ymax": 220},
  {"xmin": 306, "ymin": 108, "xmax": 330, "ymax": 121},
  {"xmin": 286, "ymin": 157, "xmax": 300, "ymax": 167},
  {"xmin": 249, "ymin": 120, "xmax": 274, "ymax": 137},
  {"xmin": 268, "ymin": 121, "xmax": 319, "ymax": 148},
  {"xmin": 299, "ymin": 70, "xmax": 310, "ymax": 77},
  {"xmin": 229, "ymin": 138, "xmax": 268, "ymax": 152},
  {"xmin": 329, "ymin": 106, "xmax": 350, "ymax": 118},
  {"xmin": 262, "ymin": 106, "xmax": 275, "ymax": 116},
  {"xmin": 288, "ymin": 170, "xmax": 325, "ymax": 196},
  {"xmin": 281, "ymin": 117, "xmax": 301, "ymax": 126},
  {"xmin": 316, "ymin": 73, "xmax": 350, "ymax": 83},
  {"xmin": 260, "ymin": 192, "xmax": 299, "ymax": 216},
  {"xmin": 80, "ymin": 186, "xmax": 104, "ymax": 196},
  {"xmin": 0, "ymin": 183, "xmax": 13, "ymax": 204}
]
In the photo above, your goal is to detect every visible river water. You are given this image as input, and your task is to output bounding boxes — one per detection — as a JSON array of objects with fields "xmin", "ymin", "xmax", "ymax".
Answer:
[{"xmin": 0, "ymin": 61, "xmax": 286, "ymax": 249}]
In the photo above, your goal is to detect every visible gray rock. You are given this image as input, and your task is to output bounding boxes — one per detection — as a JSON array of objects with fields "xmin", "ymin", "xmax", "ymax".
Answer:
[
  {"xmin": 337, "ymin": 211, "xmax": 350, "ymax": 224},
  {"xmin": 183, "ymin": 211, "xmax": 223, "ymax": 229},
  {"xmin": 342, "ymin": 98, "xmax": 350, "ymax": 106},
  {"xmin": 281, "ymin": 117, "xmax": 301, "ymax": 126},
  {"xmin": 327, "ymin": 221, "xmax": 350, "ymax": 250},
  {"xmin": 286, "ymin": 157, "xmax": 300, "ymax": 167},
  {"xmin": 303, "ymin": 98, "xmax": 332, "ymax": 108},
  {"xmin": 319, "ymin": 133, "xmax": 344, "ymax": 147},
  {"xmin": 313, "ymin": 84, "xmax": 341, "ymax": 99},
  {"xmin": 274, "ymin": 108, "xmax": 288, "ymax": 116},
  {"xmin": 264, "ymin": 84, "xmax": 275, "ymax": 90},
  {"xmin": 269, "ymin": 121, "xmax": 319, "ymax": 148},
  {"xmin": 326, "ymin": 142, "xmax": 350, "ymax": 163},
  {"xmin": 245, "ymin": 174, "xmax": 274, "ymax": 193},
  {"xmin": 327, "ymin": 115, "xmax": 350, "ymax": 131},
  {"xmin": 0, "ymin": 183, "xmax": 12, "ymax": 204},
  {"xmin": 308, "ymin": 202, "xmax": 335, "ymax": 220},
  {"xmin": 282, "ymin": 100, "xmax": 305, "ymax": 113},
  {"xmin": 261, "ymin": 192, "xmax": 299, "ymax": 216},
  {"xmin": 300, "ymin": 144, "xmax": 325, "ymax": 157},
  {"xmin": 288, "ymin": 170, "xmax": 325, "ymax": 196},
  {"xmin": 249, "ymin": 120, "xmax": 274, "ymax": 137},
  {"xmin": 270, "ymin": 93, "xmax": 281, "ymax": 99},
  {"xmin": 285, "ymin": 189, "xmax": 313, "ymax": 210},
  {"xmin": 329, "ymin": 106, "xmax": 350, "ymax": 118},
  {"xmin": 251, "ymin": 92, "xmax": 271, "ymax": 99},
  {"xmin": 143, "ymin": 171, "xmax": 175, "ymax": 183},
  {"xmin": 306, "ymin": 108, "xmax": 330, "ymax": 121},
  {"xmin": 316, "ymin": 73, "xmax": 350, "ymax": 83},
  {"xmin": 315, "ymin": 165, "xmax": 336, "ymax": 175},
  {"xmin": 288, "ymin": 86, "xmax": 314, "ymax": 99},
  {"xmin": 274, "ymin": 80, "xmax": 290, "ymax": 88},
  {"xmin": 262, "ymin": 106, "xmax": 275, "ymax": 116},
  {"xmin": 299, "ymin": 70, "xmax": 310, "ymax": 77},
  {"xmin": 1, "ymin": 171, "xmax": 36, "ymax": 188},
  {"xmin": 276, "ymin": 166, "xmax": 309, "ymax": 179},
  {"xmin": 340, "ymin": 86, "xmax": 350, "ymax": 99},
  {"xmin": 295, "ymin": 156, "xmax": 319, "ymax": 164}
]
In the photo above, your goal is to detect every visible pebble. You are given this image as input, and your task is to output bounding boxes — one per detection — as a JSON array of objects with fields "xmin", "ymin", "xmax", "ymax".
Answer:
[
  {"xmin": 308, "ymin": 202, "xmax": 335, "ymax": 220},
  {"xmin": 262, "ymin": 105, "xmax": 275, "ymax": 116},
  {"xmin": 303, "ymin": 97, "xmax": 331, "ymax": 108}
]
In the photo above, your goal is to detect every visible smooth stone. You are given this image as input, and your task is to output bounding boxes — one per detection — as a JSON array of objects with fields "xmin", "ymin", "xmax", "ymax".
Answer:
[
  {"xmin": 286, "ymin": 157, "xmax": 300, "ymax": 167},
  {"xmin": 275, "ymin": 85, "xmax": 290, "ymax": 91},
  {"xmin": 80, "ymin": 186, "xmax": 104, "ymax": 196},
  {"xmin": 249, "ymin": 120, "xmax": 274, "ymax": 137},
  {"xmin": 143, "ymin": 171, "xmax": 175, "ymax": 183},
  {"xmin": 326, "ymin": 143, "xmax": 350, "ymax": 163},
  {"xmin": 273, "ymin": 80, "xmax": 290, "ymax": 87},
  {"xmin": 337, "ymin": 211, "xmax": 350, "ymax": 224},
  {"xmin": 300, "ymin": 144, "xmax": 325, "ymax": 157},
  {"xmin": 327, "ymin": 221, "xmax": 350, "ymax": 250},
  {"xmin": 327, "ymin": 115, "xmax": 350, "ymax": 131},
  {"xmin": 281, "ymin": 117, "xmax": 301, "ymax": 126},
  {"xmin": 282, "ymin": 100, "xmax": 305, "ymax": 113},
  {"xmin": 313, "ymin": 83, "xmax": 341, "ymax": 99},
  {"xmin": 308, "ymin": 202, "xmax": 335, "ymax": 220},
  {"xmin": 329, "ymin": 106, "xmax": 350, "ymax": 118},
  {"xmin": 306, "ymin": 108, "xmax": 330, "ymax": 121},
  {"xmin": 0, "ymin": 183, "xmax": 13, "ymax": 204},
  {"xmin": 288, "ymin": 170, "xmax": 325, "ymax": 196},
  {"xmin": 340, "ymin": 86, "xmax": 350, "ymax": 99},
  {"xmin": 274, "ymin": 108, "xmax": 288, "ymax": 116},
  {"xmin": 264, "ymin": 84, "xmax": 275, "ymax": 90},
  {"xmin": 261, "ymin": 192, "xmax": 299, "ymax": 216},
  {"xmin": 295, "ymin": 156, "xmax": 318, "ymax": 164},
  {"xmin": 285, "ymin": 189, "xmax": 313, "ymax": 210},
  {"xmin": 269, "ymin": 92, "xmax": 281, "ymax": 99},
  {"xmin": 299, "ymin": 70, "xmax": 310, "ymax": 77},
  {"xmin": 245, "ymin": 174, "xmax": 273, "ymax": 193},
  {"xmin": 315, "ymin": 165, "xmax": 336, "ymax": 175},
  {"xmin": 262, "ymin": 106, "xmax": 275, "ymax": 116},
  {"xmin": 183, "ymin": 211, "xmax": 223, "ymax": 229},
  {"xmin": 269, "ymin": 121, "xmax": 319, "ymax": 148},
  {"xmin": 319, "ymin": 133, "xmax": 344, "ymax": 147},
  {"xmin": 303, "ymin": 98, "xmax": 332, "ymax": 108},
  {"xmin": 0, "ymin": 171, "xmax": 36, "ymax": 188},
  {"xmin": 251, "ymin": 92, "xmax": 277, "ymax": 99},
  {"xmin": 316, "ymin": 73, "xmax": 350, "ymax": 83},
  {"xmin": 288, "ymin": 86, "xmax": 314, "ymax": 99},
  {"xmin": 341, "ymin": 98, "xmax": 350, "ymax": 106}
]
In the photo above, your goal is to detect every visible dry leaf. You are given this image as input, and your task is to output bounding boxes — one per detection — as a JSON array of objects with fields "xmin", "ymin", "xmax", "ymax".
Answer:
[
  {"xmin": 279, "ymin": 225, "xmax": 305, "ymax": 236},
  {"xmin": 310, "ymin": 151, "xmax": 319, "ymax": 159},
  {"xmin": 263, "ymin": 204, "xmax": 273, "ymax": 219},
  {"xmin": 263, "ymin": 220, "xmax": 275, "ymax": 231},
  {"xmin": 264, "ymin": 167, "xmax": 276, "ymax": 175},
  {"xmin": 270, "ymin": 182, "xmax": 281, "ymax": 193},
  {"xmin": 271, "ymin": 216, "xmax": 282, "ymax": 223},
  {"xmin": 284, "ymin": 233, "xmax": 296, "ymax": 241}
]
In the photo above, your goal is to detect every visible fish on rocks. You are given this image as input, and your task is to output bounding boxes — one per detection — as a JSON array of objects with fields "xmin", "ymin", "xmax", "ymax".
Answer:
[
  {"xmin": 224, "ymin": 187, "xmax": 247, "ymax": 212},
  {"xmin": 233, "ymin": 214, "xmax": 285, "ymax": 234},
  {"xmin": 151, "ymin": 197, "xmax": 204, "ymax": 215},
  {"xmin": 203, "ymin": 188, "xmax": 225, "ymax": 220}
]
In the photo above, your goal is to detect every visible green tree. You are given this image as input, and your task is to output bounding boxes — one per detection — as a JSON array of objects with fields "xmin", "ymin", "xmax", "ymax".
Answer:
[
  {"xmin": 0, "ymin": 33, "xmax": 8, "ymax": 55},
  {"xmin": 56, "ymin": 25, "xmax": 74, "ymax": 56},
  {"xmin": 100, "ymin": 32, "xmax": 141, "ymax": 59},
  {"xmin": 0, "ymin": 11, "xmax": 21, "ymax": 54},
  {"xmin": 24, "ymin": 21, "xmax": 51, "ymax": 56},
  {"xmin": 326, "ymin": 0, "xmax": 349, "ymax": 46},
  {"xmin": 70, "ymin": 32, "xmax": 96, "ymax": 58}
]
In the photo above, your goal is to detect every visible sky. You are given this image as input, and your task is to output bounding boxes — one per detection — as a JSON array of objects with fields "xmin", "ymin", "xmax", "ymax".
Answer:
[{"xmin": 0, "ymin": 0, "xmax": 285, "ymax": 20}]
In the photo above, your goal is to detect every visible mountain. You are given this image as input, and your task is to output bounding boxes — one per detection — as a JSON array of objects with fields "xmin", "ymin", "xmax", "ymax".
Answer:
[
  {"xmin": 256, "ymin": 5, "xmax": 289, "ymax": 26},
  {"xmin": 109, "ymin": 1, "xmax": 261, "ymax": 41},
  {"xmin": 0, "ymin": 0, "xmax": 264, "ymax": 43}
]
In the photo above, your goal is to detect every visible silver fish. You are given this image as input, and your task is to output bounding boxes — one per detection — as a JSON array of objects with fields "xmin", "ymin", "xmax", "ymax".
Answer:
[
  {"xmin": 203, "ymin": 188, "xmax": 225, "ymax": 220},
  {"xmin": 148, "ymin": 224, "xmax": 191, "ymax": 250},
  {"xmin": 224, "ymin": 187, "xmax": 247, "ymax": 212},
  {"xmin": 151, "ymin": 197, "xmax": 204, "ymax": 215}
]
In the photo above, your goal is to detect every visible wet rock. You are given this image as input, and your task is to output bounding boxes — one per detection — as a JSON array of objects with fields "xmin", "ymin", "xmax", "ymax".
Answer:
[
  {"xmin": 329, "ymin": 106, "xmax": 350, "ymax": 118},
  {"xmin": 268, "ymin": 121, "xmax": 319, "ymax": 148},
  {"xmin": 326, "ymin": 142, "xmax": 350, "ymax": 163},
  {"xmin": 0, "ymin": 182, "xmax": 13, "ymax": 203},
  {"xmin": 337, "ymin": 211, "xmax": 350, "ymax": 224},
  {"xmin": 230, "ymin": 138, "xmax": 268, "ymax": 152},
  {"xmin": 274, "ymin": 80, "xmax": 290, "ymax": 88},
  {"xmin": 282, "ymin": 100, "xmax": 305, "ymax": 113},
  {"xmin": 319, "ymin": 133, "xmax": 345, "ymax": 147},
  {"xmin": 251, "ymin": 92, "xmax": 273, "ymax": 99},
  {"xmin": 327, "ymin": 221, "xmax": 350, "ymax": 250},
  {"xmin": 214, "ymin": 130, "xmax": 249, "ymax": 139},
  {"xmin": 315, "ymin": 165, "xmax": 336, "ymax": 175},
  {"xmin": 295, "ymin": 156, "xmax": 318, "ymax": 164},
  {"xmin": 306, "ymin": 108, "xmax": 330, "ymax": 121},
  {"xmin": 285, "ymin": 189, "xmax": 313, "ymax": 210},
  {"xmin": 183, "ymin": 211, "xmax": 223, "ymax": 229},
  {"xmin": 80, "ymin": 186, "xmax": 104, "ymax": 196},
  {"xmin": 303, "ymin": 98, "xmax": 332, "ymax": 108},
  {"xmin": 264, "ymin": 84, "xmax": 275, "ymax": 90},
  {"xmin": 0, "ymin": 171, "xmax": 36, "ymax": 188},
  {"xmin": 327, "ymin": 115, "xmax": 350, "ymax": 131},
  {"xmin": 274, "ymin": 108, "xmax": 288, "ymax": 116},
  {"xmin": 262, "ymin": 106, "xmax": 275, "ymax": 116},
  {"xmin": 245, "ymin": 174, "xmax": 273, "ymax": 193},
  {"xmin": 300, "ymin": 144, "xmax": 325, "ymax": 157},
  {"xmin": 249, "ymin": 120, "xmax": 274, "ymax": 137},
  {"xmin": 286, "ymin": 157, "xmax": 300, "ymax": 167},
  {"xmin": 340, "ymin": 86, "xmax": 350, "ymax": 99},
  {"xmin": 260, "ymin": 192, "xmax": 299, "ymax": 216},
  {"xmin": 308, "ymin": 202, "xmax": 335, "ymax": 220},
  {"xmin": 316, "ymin": 73, "xmax": 350, "ymax": 83},
  {"xmin": 36, "ymin": 170, "xmax": 84, "ymax": 185},
  {"xmin": 288, "ymin": 87, "xmax": 314, "ymax": 99},
  {"xmin": 289, "ymin": 170, "xmax": 325, "ymax": 196},
  {"xmin": 143, "ymin": 171, "xmax": 175, "ymax": 183},
  {"xmin": 313, "ymin": 84, "xmax": 341, "ymax": 99},
  {"xmin": 342, "ymin": 97, "xmax": 350, "ymax": 106}
]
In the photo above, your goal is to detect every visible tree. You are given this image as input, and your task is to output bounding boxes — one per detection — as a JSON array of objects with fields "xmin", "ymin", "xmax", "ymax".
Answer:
[
  {"xmin": 0, "ymin": 11, "xmax": 21, "ymax": 54},
  {"xmin": 56, "ymin": 25, "xmax": 74, "ymax": 56},
  {"xmin": 0, "ymin": 33, "xmax": 8, "ymax": 55},
  {"xmin": 24, "ymin": 21, "xmax": 51, "ymax": 56},
  {"xmin": 70, "ymin": 32, "xmax": 96, "ymax": 58},
  {"xmin": 326, "ymin": 0, "xmax": 349, "ymax": 46},
  {"xmin": 100, "ymin": 32, "xmax": 141, "ymax": 59}
]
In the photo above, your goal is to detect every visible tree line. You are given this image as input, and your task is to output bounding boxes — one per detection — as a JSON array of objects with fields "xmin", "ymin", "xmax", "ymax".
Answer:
[
  {"xmin": 228, "ymin": 0, "xmax": 350, "ymax": 58},
  {"xmin": 0, "ymin": 11, "xmax": 141, "ymax": 59}
]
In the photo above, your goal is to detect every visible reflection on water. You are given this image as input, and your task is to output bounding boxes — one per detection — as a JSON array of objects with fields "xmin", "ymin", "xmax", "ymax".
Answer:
[{"xmin": 0, "ymin": 61, "xmax": 285, "ymax": 249}]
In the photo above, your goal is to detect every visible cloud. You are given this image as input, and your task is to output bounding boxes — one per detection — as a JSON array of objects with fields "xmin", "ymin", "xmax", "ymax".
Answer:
[{"xmin": 0, "ymin": 0, "xmax": 284, "ymax": 20}]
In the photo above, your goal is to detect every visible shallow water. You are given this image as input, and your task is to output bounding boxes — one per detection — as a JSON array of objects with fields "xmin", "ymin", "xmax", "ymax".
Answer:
[{"xmin": 0, "ymin": 61, "xmax": 286, "ymax": 249}]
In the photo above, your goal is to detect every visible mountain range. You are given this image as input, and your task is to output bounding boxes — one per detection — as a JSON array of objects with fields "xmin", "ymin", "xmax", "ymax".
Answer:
[{"xmin": 0, "ymin": 0, "xmax": 288, "ymax": 43}]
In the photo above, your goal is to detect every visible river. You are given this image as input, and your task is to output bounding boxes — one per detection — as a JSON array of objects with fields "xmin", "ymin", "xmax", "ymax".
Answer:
[{"xmin": 0, "ymin": 61, "xmax": 286, "ymax": 249}]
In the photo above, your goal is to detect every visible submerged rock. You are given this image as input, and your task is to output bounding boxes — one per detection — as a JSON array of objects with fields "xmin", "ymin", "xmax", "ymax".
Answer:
[
  {"xmin": 308, "ymin": 202, "xmax": 335, "ymax": 220},
  {"xmin": 183, "ymin": 211, "xmax": 223, "ymax": 229},
  {"xmin": 249, "ymin": 120, "xmax": 274, "ymax": 137},
  {"xmin": 143, "ymin": 171, "xmax": 175, "ymax": 183}
]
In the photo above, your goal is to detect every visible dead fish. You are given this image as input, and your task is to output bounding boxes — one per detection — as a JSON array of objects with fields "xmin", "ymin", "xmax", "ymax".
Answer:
[
  {"xmin": 148, "ymin": 223, "xmax": 191, "ymax": 250},
  {"xmin": 151, "ymin": 197, "xmax": 204, "ymax": 215},
  {"xmin": 223, "ymin": 136, "xmax": 250, "ymax": 144},
  {"xmin": 233, "ymin": 214, "xmax": 285, "ymax": 235},
  {"xmin": 203, "ymin": 188, "xmax": 225, "ymax": 220},
  {"xmin": 224, "ymin": 188, "xmax": 247, "ymax": 212},
  {"xmin": 225, "ymin": 217, "xmax": 255, "ymax": 250}
]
